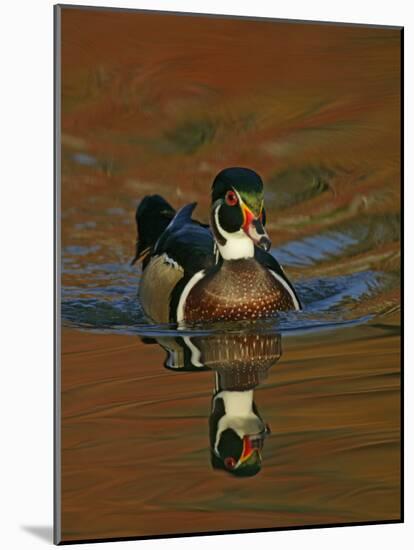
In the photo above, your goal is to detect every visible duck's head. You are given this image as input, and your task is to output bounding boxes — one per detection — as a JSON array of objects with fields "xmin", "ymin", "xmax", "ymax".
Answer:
[
  {"xmin": 211, "ymin": 167, "xmax": 270, "ymax": 260},
  {"xmin": 210, "ymin": 422, "xmax": 271, "ymax": 478},
  {"xmin": 209, "ymin": 391, "xmax": 271, "ymax": 477}
]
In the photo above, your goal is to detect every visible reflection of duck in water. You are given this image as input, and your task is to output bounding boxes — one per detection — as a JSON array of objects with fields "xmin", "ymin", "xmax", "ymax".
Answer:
[
  {"xmin": 144, "ymin": 329, "xmax": 282, "ymax": 477},
  {"xmin": 210, "ymin": 373, "xmax": 271, "ymax": 477},
  {"xmin": 132, "ymin": 167, "xmax": 301, "ymax": 324}
]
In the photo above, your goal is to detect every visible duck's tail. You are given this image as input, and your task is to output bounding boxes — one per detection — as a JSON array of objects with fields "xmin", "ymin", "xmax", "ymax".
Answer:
[{"xmin": 131, "ymin": 195, "xmax": 175, "ymax": 267}]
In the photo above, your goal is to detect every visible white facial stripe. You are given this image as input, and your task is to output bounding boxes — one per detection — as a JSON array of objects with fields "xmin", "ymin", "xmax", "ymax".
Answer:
[
  {"xmin": 213, "ymin": 203, "xmax": 226, "ymax": 241},
  {"xmin": 232, "ymin": 188, "xmax": 248, "ymax": 228},
  {"xmin": 232, "ymin": 187, "xmax": 244, "ymax": 207}
]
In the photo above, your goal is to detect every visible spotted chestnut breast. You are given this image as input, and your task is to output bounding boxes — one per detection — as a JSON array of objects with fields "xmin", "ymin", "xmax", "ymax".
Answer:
[{"xmin": 183, "ymin": 259, "xmax": 295, "ymax": 322}]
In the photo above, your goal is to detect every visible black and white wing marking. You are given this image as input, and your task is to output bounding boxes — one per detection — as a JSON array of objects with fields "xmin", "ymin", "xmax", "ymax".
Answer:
[
  {"xmin": 154, "ymin": 203, "xmax": 215, "ymax": 276},
  {"xmin": 153, "ymin": 203, "xmax": 216, "ymax": 322},
  {"xmin": 254, "ymin": 247, "xmax": 302, "ymax": 311}
]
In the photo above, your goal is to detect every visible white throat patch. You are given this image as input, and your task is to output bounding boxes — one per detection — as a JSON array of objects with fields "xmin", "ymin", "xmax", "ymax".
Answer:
[
  {"xmin": 214, "ymin": 205, "xmax": 254, "ymax": 260},
  {"xmin": 213, "ymin": 390, "xmax": 263, "ymax": 453}
]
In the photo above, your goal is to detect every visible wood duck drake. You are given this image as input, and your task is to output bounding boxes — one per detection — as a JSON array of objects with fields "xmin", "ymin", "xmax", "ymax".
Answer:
[{"xmin": 132, "ymin": 167, "xmax": 301, "ymax": 324}]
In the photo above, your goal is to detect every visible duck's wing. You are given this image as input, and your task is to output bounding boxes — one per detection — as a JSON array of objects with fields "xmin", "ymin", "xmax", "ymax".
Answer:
[
  {"xmin": 254, "ymin": 247, "xmax": 302, "ymax": 310},
  {"xmin": 154, "ymin": 203, "xmax": 216, "ymax": 276},
  {"xmin": 139, "ymin": 203, "xmax": 216, "ymax": 323}
]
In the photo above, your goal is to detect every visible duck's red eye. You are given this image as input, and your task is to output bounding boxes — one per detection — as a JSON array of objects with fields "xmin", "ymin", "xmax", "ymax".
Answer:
[
  {"xmin": 224, "ymin": 457, "xmax": 237, "ymax": 469},
  {"xmin": 225, "ymin": 190, "xmax": 238, "ymax": 206}
]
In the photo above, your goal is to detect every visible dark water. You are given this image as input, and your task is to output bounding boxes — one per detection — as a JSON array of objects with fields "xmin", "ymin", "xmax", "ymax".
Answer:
[{"xmin": 58, "ymin": 8, "xmax": 401, "ymax": 543}]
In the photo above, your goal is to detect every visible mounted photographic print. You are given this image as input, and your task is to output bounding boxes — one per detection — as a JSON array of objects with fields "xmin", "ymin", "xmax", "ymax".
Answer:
[{"xmin": 54, "ymin": 4, "xmax": 403, "ymax": 545}]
